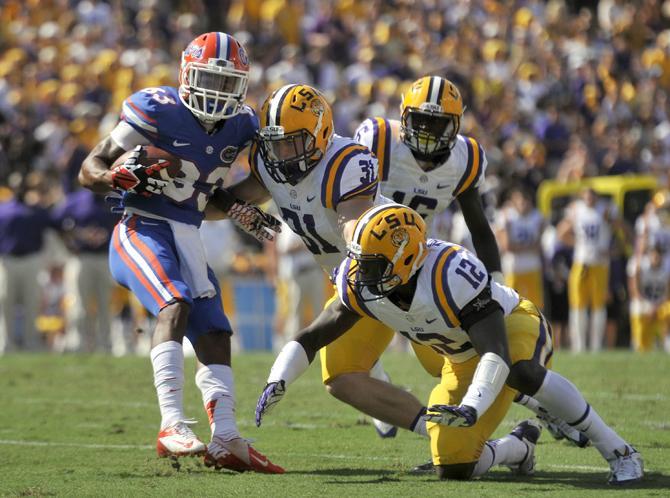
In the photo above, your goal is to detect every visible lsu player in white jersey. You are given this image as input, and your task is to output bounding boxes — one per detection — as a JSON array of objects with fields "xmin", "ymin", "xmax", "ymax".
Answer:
[
  {"xmin": 627, "ymin": 242, "xmax": 670, "ymax": 351},
  {"xmin": 495, "ymin": 187, "xmax": 546, "ymax": 309},
  {"xmin": 557, "ymin": 188, "xmax": 624, "ymax": 352},
  {"xmin": 347, "ymin": 76, "xmax": 503, "ymax": 437},
  {"xmin": 256, "ymin": 205, "xmax": 643, "ymax": 485},
  {"xmin": 634, "ymin": 190, "xmax": 670, "ymax": 260},
  {"xmin": 225, "ymin": 84, "xmax": 437, "ymax": 439}
]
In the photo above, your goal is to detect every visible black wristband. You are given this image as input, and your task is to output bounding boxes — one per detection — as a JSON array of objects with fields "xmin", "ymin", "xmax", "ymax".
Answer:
[{"xmin": 209, "ymin": 188, "xmax": 238, "ymax": 213}]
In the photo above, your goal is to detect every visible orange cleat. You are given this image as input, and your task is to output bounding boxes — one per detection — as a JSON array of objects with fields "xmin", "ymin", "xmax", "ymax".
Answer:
[{"xmin": 204, "ymin": 437, "xmax": 285, "ymax": 474}]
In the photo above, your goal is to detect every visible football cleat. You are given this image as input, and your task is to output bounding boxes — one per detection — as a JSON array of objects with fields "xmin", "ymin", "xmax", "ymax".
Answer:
[
  {"xmin": 608, "ymin": 446, "xmax": 643, "ymax": 485},
  {"xmin": 507, "ymin": 419, "xmax": 542, "ymax": 475},
  {"xmin": 536, "ymin": 410, "xmax": 590, "ymax": 448},
  {"xmin": 369, "ymin": 360, "xmax": 398, "ymax": 438},
  {"xmin": 156, "ymin": 421, "xmax": 207, "ymax": 458},
  {"xmin": 204, "ymin": 437, "xmax": 285, "ymax": 474},
  {"xmin": 373, "ymin": 418, "xmax": 398, "ymax": 439},
  {"xmin": 410, "ymin": 460, "xmax": 435, "ymax": 474}
]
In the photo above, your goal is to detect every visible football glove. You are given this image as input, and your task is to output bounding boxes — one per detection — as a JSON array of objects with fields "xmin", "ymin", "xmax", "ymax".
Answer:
[
  {"xmin": 255, "ymin": 380, "xmax": 286, "ymax": 427},
  {"xmin": 422, "ymin": 404, "xmax": 478, "ymax": 427},
  {"xmin": 110, "ymin": 146, "xmax": 170, "ymax": 197},
  {"xmin": 227, "ymin": 199, "xmax": 282, "ymax": 242}
]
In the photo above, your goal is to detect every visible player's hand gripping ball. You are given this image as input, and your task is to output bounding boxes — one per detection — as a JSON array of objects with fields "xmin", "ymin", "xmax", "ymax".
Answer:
[{"xmin": 110, "ymin": 145, "xmax": 181, "ymax": 197}]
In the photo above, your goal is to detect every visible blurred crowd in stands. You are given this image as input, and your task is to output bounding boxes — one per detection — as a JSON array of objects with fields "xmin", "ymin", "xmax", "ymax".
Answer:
[{"xmin": 2, "ymin": 0, "xmax": 670, "ymax": 355}]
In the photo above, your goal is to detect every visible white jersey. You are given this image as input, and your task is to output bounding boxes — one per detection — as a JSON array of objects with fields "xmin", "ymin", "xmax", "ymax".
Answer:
[
  {"xmin": 496, "ymin": 207, "xmax": 544, "ymax": 274},
  {"xmin": 570, "ymin": 200, "xmax": 615, "ymax": 265},
  {"xmin": 334, "ymin": 239, "xmax": 519, "ymax": 364},
  {"xmin": 635, "ymin": 210, "xmax": 670, "ymax": 254},
  {"xmin": 354, "ymin": 118, "xmax": 487, "ymax": 228},
  {"xmin": 627, "ymin": 254, "xmax": 670, "ymax": 305},
  {"xmin": 250, "ymin": 134, "xmax": 379, "ymax": 274}
]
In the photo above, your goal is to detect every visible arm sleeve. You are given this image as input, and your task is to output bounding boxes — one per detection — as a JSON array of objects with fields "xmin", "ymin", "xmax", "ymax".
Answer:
[{"xmin": 458, "ymin": 283, "xmax": 503, "ymax": 331}]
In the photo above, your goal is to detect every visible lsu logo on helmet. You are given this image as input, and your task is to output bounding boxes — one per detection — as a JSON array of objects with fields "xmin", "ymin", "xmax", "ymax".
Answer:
[
  {"xmin": 347, "ymin": 204, "xmax": 428, "ymax": 300},
  {"xmin": 400, "ymin": 76, "xmax": 464, "ymax": 161},
  {"xmin": 257, "ymin": 84, "xmax": 334, "ymax": 185}
]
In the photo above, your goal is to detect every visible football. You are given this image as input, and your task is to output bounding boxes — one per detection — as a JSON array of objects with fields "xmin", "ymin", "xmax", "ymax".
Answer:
[{"xmin": 112, "ymin": 145, "xmax": 182, "ymax": 181}]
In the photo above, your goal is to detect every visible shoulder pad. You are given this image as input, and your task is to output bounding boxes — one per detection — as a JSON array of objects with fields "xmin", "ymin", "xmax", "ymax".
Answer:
[{"xmin": 453, "ymin": 136, "xmax": 486, "ymax": 196}]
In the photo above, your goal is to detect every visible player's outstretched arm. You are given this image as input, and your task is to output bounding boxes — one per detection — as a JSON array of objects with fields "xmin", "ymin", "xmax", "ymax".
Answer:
[
  {"xmin": 255, "ymin": 299, "xmax": 361, "ymax": 426},
  {"xmin": 458, "ymin": 188, "xmax": 503, "ymax": 282},
  {"xmin": 424, "ymin": 290, "xmax": 512, "ymax": 428},
  {"xmin": 79, "ymin": 136, "xmax": 126, "ymax": 194},
  {"xmin": 229, "ymin": 174, "xmax": 272, "ymax": 205},
  {"xmin": 206, "ymin": 186, "xmax": 281, "ymax": 242}
]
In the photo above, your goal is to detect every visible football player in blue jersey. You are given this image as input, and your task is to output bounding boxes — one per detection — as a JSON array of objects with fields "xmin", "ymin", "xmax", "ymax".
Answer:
[
  {"xmin": 79, "ymin": 32, "xmax": 284, "ymax": 473},
  {"xmin": 256, "ymin": 205, "xmax": 644, "ymax": 485}
]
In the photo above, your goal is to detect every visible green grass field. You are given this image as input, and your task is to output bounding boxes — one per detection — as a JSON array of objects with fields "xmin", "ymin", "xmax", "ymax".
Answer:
[{"xmin": 0, "ymin": 351, "xmax": 669, "ymax": 497}]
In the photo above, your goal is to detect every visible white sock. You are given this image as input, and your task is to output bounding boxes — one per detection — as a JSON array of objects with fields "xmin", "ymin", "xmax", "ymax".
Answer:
[
  {"xmin": 150, "ymin": 341, "xmax": 185, "ymax": 429},
  {"xmin": 369, "ymin": 359, "xmax": 388, "ymax": 381},
  {"xmin": 471, "ymin": 436, "xmax": 527, "ymax": 477},
  {"xmin": 514, "ymin": 393, "xmax": 544, "ymax": 416},
  {"xmin": 195, "ymin": 364, "xmax": 240, "ymax": 442},
  {"xmin": 569, "ymin": 308, "xmax": 588, "ymax": 352},
  {"xmin": 590, "ymin": 308, "xmax": 606, "ymax": 352},
  {"xmin": 532, "ymin": 371, "xmax": 626, "ymax": 460},
  {"xmin": 410, "ymin": 407, "xmax": 428, "ymax": 437}
]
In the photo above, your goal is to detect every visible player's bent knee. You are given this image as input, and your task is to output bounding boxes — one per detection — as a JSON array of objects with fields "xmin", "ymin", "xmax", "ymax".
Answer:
[
  {"xmin": 507, "ymin": 360, "xmax": 546, "ymax": 396},
  {"xmin": 436, "ymin": 462, "xmax": 476, "ymax": 480},
  {"xmin": 324, "ymin": 373, "xmax": 367, "ymax": 402},
  {"xmin": 158, "ymin": 300, "xmax": 191, "ymax": 322}
]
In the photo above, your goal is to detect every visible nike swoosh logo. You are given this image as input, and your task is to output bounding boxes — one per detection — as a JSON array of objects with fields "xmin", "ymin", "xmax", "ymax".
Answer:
[
  {"xmin": 250, "ymin": 453, "xmax": 269, "ymax": 467},
  {"xmin": 173, "ymin": 140, "xmax": 190, "ymax": 147},
  {"xmin": 306, "ymin": 195, "xmax": 316, "ymax": 202},
  {"xmin": 436, "ymin": 183, "xmax": 450, "ymax": 190},
  {"xmin": 170, "ymin": 440, "xmax": 194, "ymax": 448},
  {"xmin": 425, "ymin": 318, "xmax": 438, "ymax": 324}
]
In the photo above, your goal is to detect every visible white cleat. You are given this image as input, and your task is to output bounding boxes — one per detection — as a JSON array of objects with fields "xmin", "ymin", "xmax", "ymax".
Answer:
[
  {"xmin": 507, "ymin": 419, "xmax": 543, "ymax": 475},
  {"xmin": 608, "ymin": 446, "xmax": 644, "ymax": 485},
  {"xmin": 156, "ymin": 421, "xmax": 207, "ymax": 458},
  {"xmin": 372, "ymin": 418, "xmax": 398, "ymax": 438}
]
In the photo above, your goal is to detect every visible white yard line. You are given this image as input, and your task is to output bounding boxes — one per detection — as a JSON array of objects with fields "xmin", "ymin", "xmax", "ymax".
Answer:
[
  {"xmin": 13, "ymin": 398, "xmax": 155, "ymax": 408},
  {"xmin": 0, "ymin": 439, "xmax": 152, "ymax": 450},
  {"xmin": 0, "ymin": 439, "xmax": 616, "ymax": 472}
]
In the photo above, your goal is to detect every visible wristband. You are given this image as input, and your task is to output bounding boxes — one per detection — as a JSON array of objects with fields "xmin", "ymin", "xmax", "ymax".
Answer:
[
  {"xmin": 460, "ymin": 352, "xmax": 510, "ymax": 418},
  {"xmin": 267, "ymin": 341, "xmax": 310, "ymax": 385}
]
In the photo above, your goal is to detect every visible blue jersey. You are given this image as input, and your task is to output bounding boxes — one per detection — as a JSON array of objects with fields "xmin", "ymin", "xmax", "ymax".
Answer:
[{"xmin": 119, "ymin": 86, "xmax": 258, "ymax": 226}]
